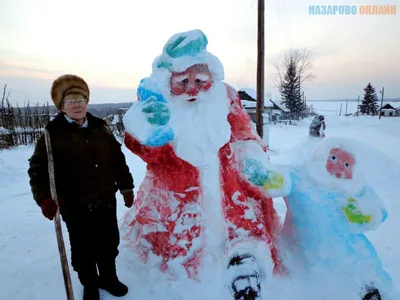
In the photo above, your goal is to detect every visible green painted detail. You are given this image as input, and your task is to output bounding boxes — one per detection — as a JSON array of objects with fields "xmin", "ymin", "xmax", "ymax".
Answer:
[
  {"xmin": 263, "ymin": 172, "xmax": 285, "ymax": 190},
  {"xmin": 157, "ymin": 61, "xmax": 173, "ymax": 69},
  {"xmin": 242, "ymin": 158, "xmax": 285, "ymax": 190},
  {"xmin": 142, "ymin": 97, "xmax": 170, "ymax": 126},
  {"xmin": 342, "ymin": 199, "xmax": 373, "ymax": 224},
  {"xmin": 165, "ymin": 31, "xmax": 208, "ymax": 58},
  {"xmin": 242, "ymin": 158, "xmax": 268, "ymax": 186}
]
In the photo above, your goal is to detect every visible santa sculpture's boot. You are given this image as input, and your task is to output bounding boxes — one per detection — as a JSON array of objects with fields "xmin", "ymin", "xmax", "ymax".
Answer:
[
  {"xmin": 97, "ymin": 258, "xmax": 128, "ymax": 297},
  {"xmin": 361, "ymin": 285, "xmax": 382, "ymax": 300},
  {"xmin": 227, "ymin": 253, "xmax": 261, "ymax": 300}
]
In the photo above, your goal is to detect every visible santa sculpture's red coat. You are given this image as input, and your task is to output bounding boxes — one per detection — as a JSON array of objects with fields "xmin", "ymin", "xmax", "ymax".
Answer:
[{"xmin": 123, "ymin": 83, "xmax": 284, "ymax": 279}]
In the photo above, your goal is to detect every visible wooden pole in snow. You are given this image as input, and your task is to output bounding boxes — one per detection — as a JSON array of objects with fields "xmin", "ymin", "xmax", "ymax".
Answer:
[
  {"xmin": 44, "ymin": 130, "xmax": 75, "ymax": 300},
  {"xmin": 379, "ymin": 87, "xmax": 385, "ymax": 119},
  {"xmin": 256, "ymin": 0, "xmax": 265, "ymax": 139}
]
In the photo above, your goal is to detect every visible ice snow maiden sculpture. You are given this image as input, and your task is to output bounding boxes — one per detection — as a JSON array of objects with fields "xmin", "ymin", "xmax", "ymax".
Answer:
[
  {"xmin": 259, "ymin": 137, "xmax": 395, "ymax": 300},
  {"xmin": 121, "ymin": 29, "xmax": 289, "ymax": 299}
]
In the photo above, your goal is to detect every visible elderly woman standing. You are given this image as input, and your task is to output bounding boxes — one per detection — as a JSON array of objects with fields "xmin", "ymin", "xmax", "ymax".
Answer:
[{"xmin": 28, "ymin": 74, "xmax": 134, "ymax": 300}]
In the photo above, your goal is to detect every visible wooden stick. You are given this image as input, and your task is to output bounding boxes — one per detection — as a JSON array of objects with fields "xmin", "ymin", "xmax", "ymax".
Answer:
[
  {"xmin": 379, "ymin": 87, "xmax": 384, "ymax": 119},
  {"xmin": 44, "ymin": 129, "xmax": 75, "ymax": 300}
]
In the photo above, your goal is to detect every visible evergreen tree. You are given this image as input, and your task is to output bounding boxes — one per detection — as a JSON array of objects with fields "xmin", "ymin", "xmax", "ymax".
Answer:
[
  {"xmin": 279, "ymin": 58, "xmax": 302, "ymax": 119},
  {"xmin": 360, "ymin": 83, "xmax": 379, "ymax": 115}
]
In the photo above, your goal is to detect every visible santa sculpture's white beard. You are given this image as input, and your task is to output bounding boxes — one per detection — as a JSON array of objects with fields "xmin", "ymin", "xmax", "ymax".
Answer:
[{"xmin": 166, "ymin": 81, "xmax": 232, "ymax": 168}]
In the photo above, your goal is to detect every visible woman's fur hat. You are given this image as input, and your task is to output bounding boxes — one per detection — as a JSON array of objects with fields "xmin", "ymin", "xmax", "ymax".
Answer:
[{"xmin": 51, "ymin": 74, "xmax": 90, "ymax": 110}]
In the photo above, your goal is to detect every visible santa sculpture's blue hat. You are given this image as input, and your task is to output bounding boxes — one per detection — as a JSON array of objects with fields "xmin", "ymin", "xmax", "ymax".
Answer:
[{"xmin": 152, "ymin": 29, "xmax": 224, "ymax": 81}]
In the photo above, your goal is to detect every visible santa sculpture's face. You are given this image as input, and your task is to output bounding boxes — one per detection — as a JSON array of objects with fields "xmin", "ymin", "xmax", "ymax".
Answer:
[
  {"xmin": 170, "ymin": 64, "xmax": 213, "ymax": 102},
  {"xmin": 326, "ymin": 148, "xmax": 355, "ymax": 179},
  {"xmin": 165, "ymin": 63, "xmax": 231, "ymax": 167}
]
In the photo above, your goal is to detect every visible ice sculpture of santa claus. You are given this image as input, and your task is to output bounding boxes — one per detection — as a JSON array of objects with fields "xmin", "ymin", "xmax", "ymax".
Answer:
[{"xmin": 121, "ymin": 29, "xmax": 289, "ymax": 299}]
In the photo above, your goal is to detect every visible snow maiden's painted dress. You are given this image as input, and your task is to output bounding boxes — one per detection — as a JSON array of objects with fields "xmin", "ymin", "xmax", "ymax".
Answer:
[{"xmin": 273, "ymin": 138, "xmax": 396, "ymax": 299}]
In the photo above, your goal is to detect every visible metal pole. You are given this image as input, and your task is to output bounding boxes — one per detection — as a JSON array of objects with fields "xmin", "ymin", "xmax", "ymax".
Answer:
[
  {"xmin": 379, "ymin": 87, "xmax": 384, "ymax": 119},
  {"xmin": 256, "ymin": 0, "xmax": 265, "ymax": 138},
  {"xmin": 44, "ymin": 130, "xmax": 75, "ymax": 300}
]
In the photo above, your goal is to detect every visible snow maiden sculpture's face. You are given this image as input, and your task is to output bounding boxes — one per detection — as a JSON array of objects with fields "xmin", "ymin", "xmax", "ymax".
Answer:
[
  {"xmin": 304, "ymin": 138, "xmax": 363, "ymax": 195},
  {"xmin": 326, "ymin": 148, "xmax": 355, "ymax": 179},
  {"xmin": 170, "ymin": 64, "xmax": 213, "ymax": 101}
]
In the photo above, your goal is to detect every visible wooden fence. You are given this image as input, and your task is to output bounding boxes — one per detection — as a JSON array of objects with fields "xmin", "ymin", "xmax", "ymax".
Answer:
[{"xmin": 1, "ymin": 85, "xmax": 56, "ymax": 148}]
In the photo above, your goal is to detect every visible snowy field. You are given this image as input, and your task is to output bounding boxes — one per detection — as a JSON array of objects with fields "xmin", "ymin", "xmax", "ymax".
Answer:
[
  {"xmin": 308, "ymin": 100, "xmax": 359, "ymax": 116},
  {"xmin": 0, "ymin": 114, "xmax": 399, "ymax": 299}
]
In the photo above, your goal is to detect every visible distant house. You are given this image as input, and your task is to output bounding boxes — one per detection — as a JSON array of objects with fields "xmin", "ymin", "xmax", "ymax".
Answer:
[
  {"xmin": 238, "ymin": 89, "xmax": 290, "ymax": 122},
  {"xmin": 379, "ymin": 103, "xmax": 400, "ymax": 117},
  {"xmin": 238, "ymin": 89, "xmax": 257, "ymax": 101},
  {"xmin": 268, "ymin": 99, "xmax": 291, "ymax": 120}
]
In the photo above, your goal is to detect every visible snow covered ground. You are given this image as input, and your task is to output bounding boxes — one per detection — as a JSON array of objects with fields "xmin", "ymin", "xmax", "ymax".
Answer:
[{"xmin": 0, "ymin": 114, "xmax": 399, "ymax": 299}]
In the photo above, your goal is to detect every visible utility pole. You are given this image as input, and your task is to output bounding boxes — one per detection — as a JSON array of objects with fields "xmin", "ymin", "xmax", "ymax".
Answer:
[
  {"xmin": 379, "ymin": 87, "xmax": 385, "ymax": 119},
  {"xmin": 339, "ymin": 103, "xmax": 342, "ymax": 116},
  {"xmin": 357, "ymin": 95, "xmax": 360, "ymax": 116},
  {"xmin": 345, "ymin": 100, "xmax": 348, "ymax": 115},
  {"xmin": 256, "ymin": 0, "xmax": 265, "ymax": 139}
]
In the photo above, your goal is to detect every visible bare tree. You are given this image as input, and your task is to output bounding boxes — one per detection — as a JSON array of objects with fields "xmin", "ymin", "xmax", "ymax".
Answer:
[
  {"xmin": 272, "ymin": 48, "xmax": 316, "ymax": 89},
  {"xmin": 1, "ymin": 85, "xmax": 6, "ymax": 107}
]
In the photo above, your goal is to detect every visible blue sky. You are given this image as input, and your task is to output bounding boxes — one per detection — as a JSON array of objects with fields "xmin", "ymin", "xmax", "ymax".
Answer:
[{"xmin": 1, "ymin": 0, "xmax": 399, "ymax": 105}]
